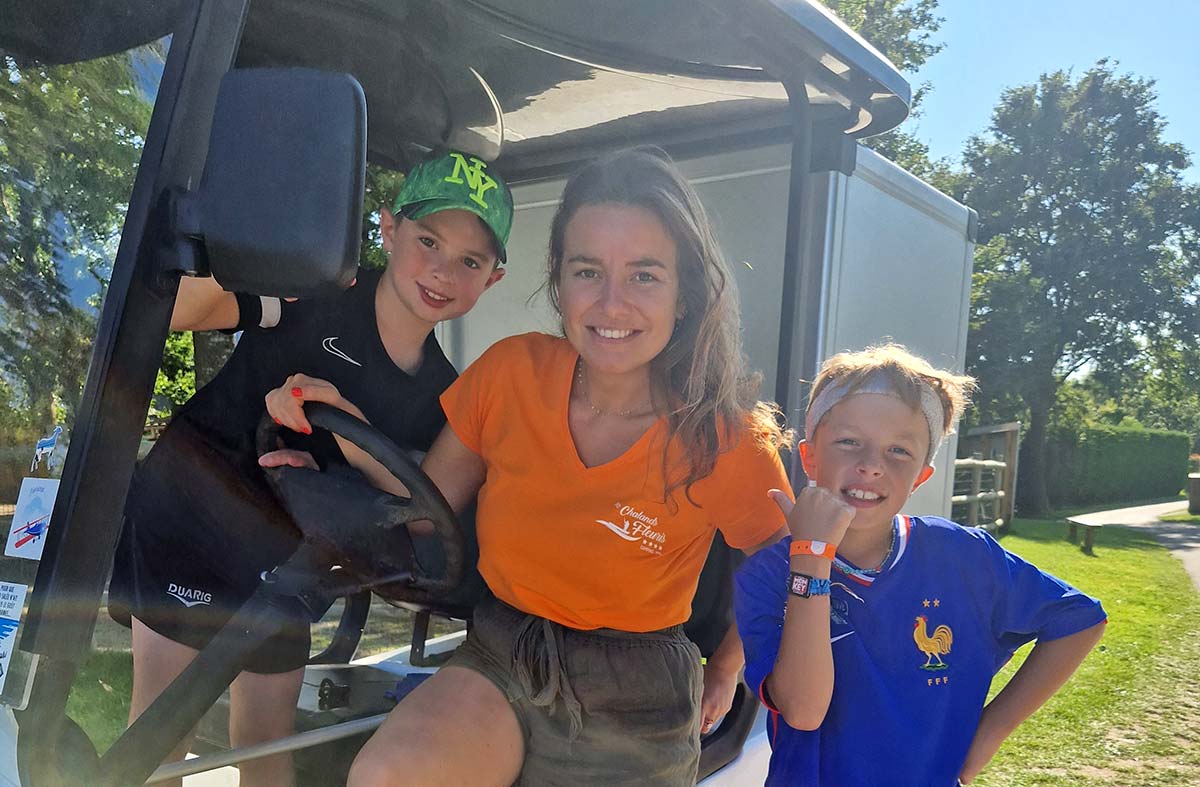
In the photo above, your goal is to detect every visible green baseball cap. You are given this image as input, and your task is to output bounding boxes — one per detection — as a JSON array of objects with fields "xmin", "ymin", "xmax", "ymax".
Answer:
[{"xmin": 392, "ymin": 150, "xmax": 514, "ymax": 263}]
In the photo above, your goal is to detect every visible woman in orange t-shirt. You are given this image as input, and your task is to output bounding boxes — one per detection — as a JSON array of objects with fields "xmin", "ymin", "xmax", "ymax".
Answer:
[{"xmin": 268, "ymin": 148, "xmax": 792, "ymax": 786}]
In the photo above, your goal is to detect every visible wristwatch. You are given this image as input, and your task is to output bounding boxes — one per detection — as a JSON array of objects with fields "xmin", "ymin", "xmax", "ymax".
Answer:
[{"xmin": 788, "ymin": 572, "xmax": 832, "ymax": 598}]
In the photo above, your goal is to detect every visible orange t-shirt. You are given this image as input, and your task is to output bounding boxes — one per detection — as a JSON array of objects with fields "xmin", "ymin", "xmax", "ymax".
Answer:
[{"xmin": 440, "ymin": 332, "xmax": 789, "ymax": 631}]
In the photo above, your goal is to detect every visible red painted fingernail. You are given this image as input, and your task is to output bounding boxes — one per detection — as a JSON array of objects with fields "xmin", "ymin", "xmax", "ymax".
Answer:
[
  {"xmin": 303, "ymin": 427, "xmax": 312, "ymax": 435},
  {"xmin": 273, "ymin": 417, "xmax": 281, "ymax": 425},
  {"xmin": 291, "ymin": 387, "xmax": 302, "ymax": 397}
]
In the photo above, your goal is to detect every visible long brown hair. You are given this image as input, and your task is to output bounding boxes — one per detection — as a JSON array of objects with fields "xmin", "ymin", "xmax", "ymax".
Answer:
[{"xmin": 545, "ymin": 148, "xmax": 788, "ymax": 501}]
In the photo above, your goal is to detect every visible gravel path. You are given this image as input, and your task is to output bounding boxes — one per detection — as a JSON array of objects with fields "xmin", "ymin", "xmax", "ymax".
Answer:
[{"xmin": 1069, "ymin": 501, "xmax": 1200, "ymax": 589}]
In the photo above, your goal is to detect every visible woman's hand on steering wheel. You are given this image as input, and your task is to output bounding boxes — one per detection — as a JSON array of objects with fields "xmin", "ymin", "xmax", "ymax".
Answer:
[{"xmin": 265, "ymin": 373, "xmax": 366, "ymax": 435}]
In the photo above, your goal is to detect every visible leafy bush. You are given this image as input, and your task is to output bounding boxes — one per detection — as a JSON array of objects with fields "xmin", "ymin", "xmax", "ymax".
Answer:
[
  {"xmin": 149, "ymin": 330, "xmax": 195, "ymax": 423},
  {"xmin": 1045, "ymin": 425, "xmax": 1189, "ymax": 506}
]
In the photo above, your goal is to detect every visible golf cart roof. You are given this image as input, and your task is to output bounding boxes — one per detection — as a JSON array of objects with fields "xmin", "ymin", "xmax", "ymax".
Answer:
[{"xmin": 3, "ymin": 0, "xmax": 911, "ymax": 175}]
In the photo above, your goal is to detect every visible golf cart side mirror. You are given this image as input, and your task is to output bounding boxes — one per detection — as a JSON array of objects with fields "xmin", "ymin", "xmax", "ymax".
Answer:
[{"xmin": 174, "ymin": 68, "xmax": 366, "ymax": 297}]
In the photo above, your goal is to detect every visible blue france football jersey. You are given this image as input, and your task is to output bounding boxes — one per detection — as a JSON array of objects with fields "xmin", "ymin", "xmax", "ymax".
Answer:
[{"xmin": 736, "ymin": 516, "xmax": 1106, "ymax": 787}]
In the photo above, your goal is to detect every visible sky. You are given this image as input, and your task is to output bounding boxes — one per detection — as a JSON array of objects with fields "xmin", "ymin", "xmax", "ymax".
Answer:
[{"xmin": 906, "ymin": 0, "xmax": 1199, "ymax": 182}]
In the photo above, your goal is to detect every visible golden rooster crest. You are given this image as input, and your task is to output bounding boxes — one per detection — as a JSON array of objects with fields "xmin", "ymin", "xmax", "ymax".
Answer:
[{"xmin": 913, "ymin": 615, "xmax": 952, "ymax": 671}]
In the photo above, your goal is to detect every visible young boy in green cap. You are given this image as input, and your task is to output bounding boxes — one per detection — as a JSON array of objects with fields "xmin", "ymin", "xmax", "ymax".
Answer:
[{"xmin": 109, "ymin": 150, "xmax": 513, "ymax": 787}]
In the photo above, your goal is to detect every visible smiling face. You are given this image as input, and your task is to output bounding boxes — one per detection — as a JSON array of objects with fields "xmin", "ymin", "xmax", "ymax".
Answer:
[
  {"xmin": 556, "ymin": 203, "xmax": 682, "ymax": 379},
  {"xmin": 379, "ymin": 207, "xmax": 504, "ymax": 331},
  {"xmin": 801, "ymin": 393, "xmax": 936, "ymax": 533}
]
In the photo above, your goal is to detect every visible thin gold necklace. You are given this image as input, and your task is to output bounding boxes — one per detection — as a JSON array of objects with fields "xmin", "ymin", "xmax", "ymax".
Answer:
[{"xmin": 575, "ymin": 359, "xmax": 656, "ymax": 418}]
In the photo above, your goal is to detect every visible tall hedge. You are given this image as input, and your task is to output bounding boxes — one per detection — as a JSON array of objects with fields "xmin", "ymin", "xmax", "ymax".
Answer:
[{"xmin": 1044, "ymin": 425, "xmax": 1189, "ymax": 507}]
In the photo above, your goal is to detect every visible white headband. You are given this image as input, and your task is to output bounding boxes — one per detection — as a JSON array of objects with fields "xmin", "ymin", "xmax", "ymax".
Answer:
[{"xmin": 805, "ymin": 372, "xmax": 946, "ymax": 463}]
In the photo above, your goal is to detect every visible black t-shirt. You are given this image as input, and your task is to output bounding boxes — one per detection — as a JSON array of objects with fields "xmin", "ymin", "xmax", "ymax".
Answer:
[{"xmin": 126, "ymin": 268, "xmax": 457, "ymax": 545}]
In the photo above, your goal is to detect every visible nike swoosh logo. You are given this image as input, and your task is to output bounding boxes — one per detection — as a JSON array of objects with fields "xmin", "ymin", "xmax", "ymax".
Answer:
[
  {"xmin": 167, "ymin": 592, "xmax": 211, "ymax": 608},
  {"xmin": 830, "ymin": 631, "xmax": 856, "ymax": 644},
  {"xmin": 595, "ymin": 519, "xmax": 642, "ymax": 542},
  {"xmin": 322, "ymin": 337, "xmax": 363, "ymax": 367}
]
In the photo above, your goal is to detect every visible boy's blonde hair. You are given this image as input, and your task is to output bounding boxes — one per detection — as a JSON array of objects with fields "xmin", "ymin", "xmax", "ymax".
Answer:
[{"xmin": 807, "ymin": 343, "xmax": 976, "ymax": 444}]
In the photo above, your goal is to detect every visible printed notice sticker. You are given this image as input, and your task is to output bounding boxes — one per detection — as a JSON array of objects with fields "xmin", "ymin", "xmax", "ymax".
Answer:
[
  {"xmin": 0, "ymin": 582, "xmax": 27, "ymax": 692},
  {"xmin": 6, "ymin": 477, "xmax": 60, "ymax": 561}
]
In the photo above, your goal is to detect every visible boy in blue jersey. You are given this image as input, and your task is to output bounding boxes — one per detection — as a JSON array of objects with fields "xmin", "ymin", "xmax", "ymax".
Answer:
[{"xmin": 735, "ymin": 344, "xmax": 1106, "ymax": 786}]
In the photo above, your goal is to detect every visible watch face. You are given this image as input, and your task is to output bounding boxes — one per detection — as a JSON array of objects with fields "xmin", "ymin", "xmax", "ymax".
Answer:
[{"xmin": 790, "ymin": 573, "xmax": 811, "ymax": 597}]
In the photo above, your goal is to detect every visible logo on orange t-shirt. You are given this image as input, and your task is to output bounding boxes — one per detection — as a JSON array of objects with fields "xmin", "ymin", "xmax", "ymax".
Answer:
[{"xmin": 594, "ymin": 502, "xmax": 666, "ymax": 556}]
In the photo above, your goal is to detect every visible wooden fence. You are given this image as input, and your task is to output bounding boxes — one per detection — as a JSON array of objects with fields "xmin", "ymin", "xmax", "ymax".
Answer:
[
  {"xmin": 952, "ymin": 458, "xmax": 1007, "ymax": 530},
  {"xmin": 952, "ymin": 422, "xmax": 1020, "ymax": 530}
]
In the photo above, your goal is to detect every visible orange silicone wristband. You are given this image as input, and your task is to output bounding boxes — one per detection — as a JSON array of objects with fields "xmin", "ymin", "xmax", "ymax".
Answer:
[{"xmin": 789, "ymin": 539, "xmax": 835, "ymax": 560}]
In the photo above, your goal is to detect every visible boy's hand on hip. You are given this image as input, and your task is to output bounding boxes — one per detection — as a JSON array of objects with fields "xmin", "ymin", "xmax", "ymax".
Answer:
[{"xmin": 770, "ymin": 485, "xmax": 855, "ymax": 546}]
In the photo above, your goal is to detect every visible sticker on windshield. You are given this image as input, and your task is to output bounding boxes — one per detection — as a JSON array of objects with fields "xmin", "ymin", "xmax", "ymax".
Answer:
[
  {"xmin": 6, "ymin": 478, "xmax": 60, "ymax": 561},
  {"xmin": 0, "ymin": 582, "xmax": 27, "ymax": 692},
  {"xmin": 29, "ymin": 425, "xmax": 63, "ymax": 474}
]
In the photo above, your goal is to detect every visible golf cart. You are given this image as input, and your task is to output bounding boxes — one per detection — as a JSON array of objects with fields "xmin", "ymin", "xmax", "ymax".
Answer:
[{"xmin": 0, "ymin": 1, "xmax": 916, "ymax": 783}]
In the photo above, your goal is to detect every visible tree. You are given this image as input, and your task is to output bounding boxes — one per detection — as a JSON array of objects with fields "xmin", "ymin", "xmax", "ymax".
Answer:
[
  {"xmin": 151, "ymin": 330, "xmax": 195, "ymax": 420},
  {"xmin": 1, "ymin": 48, "xmax": 155, "ymax": 430},
  {"xmin": 825, "ymin": 0, "xmax": 949, "ymax": 177},
  {"xmin": 826, "ymin": 0, "xmax": 944, "ymax": 77},
  {"xmin": 1093, "ymin": 342, "xmax": 1200, "ymax": 450},
  {"xmin": 361, "ymin": 165, "xmax": 405, "ymax": 271},
  {"xmin": 961, "ymin": 62, "xmax": 1200, "ymax": 514}
]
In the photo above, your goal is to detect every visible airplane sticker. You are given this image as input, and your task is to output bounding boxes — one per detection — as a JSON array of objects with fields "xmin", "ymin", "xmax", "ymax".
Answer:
[{"xmin": 6, "ymin": 478, "xmax": 60, "ymax": 561}]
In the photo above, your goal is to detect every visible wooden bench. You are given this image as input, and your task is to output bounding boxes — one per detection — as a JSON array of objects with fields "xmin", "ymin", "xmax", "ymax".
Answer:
[{"xmin": 1065, "ymin": 516, "xmax": 1102, "ymax": 551}]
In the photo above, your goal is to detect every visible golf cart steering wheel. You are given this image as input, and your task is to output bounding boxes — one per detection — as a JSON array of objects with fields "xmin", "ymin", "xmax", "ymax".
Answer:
[{"xmin": 255, "ymin": 402, "xmax": 465, "ymax": 606}]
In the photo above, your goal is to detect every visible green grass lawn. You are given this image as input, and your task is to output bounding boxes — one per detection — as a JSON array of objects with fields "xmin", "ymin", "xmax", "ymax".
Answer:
[
  {"xmin": 67, "ymin": 649, "xmax": 133, "ymax": 753},
  {"xmin": 1159, "ymin": 510, "xmax": 1200, "ymax": 524},
  {"xmin": 973, "ymin": 519, "xmax": 1200, "ymax": 787}
]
